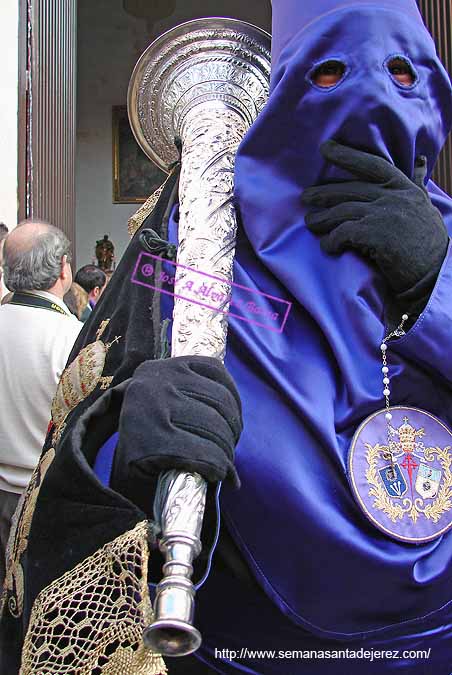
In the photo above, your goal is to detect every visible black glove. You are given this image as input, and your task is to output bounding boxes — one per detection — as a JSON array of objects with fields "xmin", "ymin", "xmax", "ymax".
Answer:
[
  {"xmin": 111, "ymin": 355, "xmax": 243, "ymax": 507},
  {"xmin": 302, "ymin": 140, "xmax": 449, "ymax": 312}
]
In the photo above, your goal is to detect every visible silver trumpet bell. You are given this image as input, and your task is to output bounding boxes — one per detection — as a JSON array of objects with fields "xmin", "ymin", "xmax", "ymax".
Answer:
[{"xmin": 127, "ymin": 17, "xmax": 271, "ymax": 657}]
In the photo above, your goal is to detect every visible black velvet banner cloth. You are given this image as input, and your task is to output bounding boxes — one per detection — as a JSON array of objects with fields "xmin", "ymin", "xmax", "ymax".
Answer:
[{"xmin": 0, "ymin": 168, "xmax": 198, "ymax": 673}]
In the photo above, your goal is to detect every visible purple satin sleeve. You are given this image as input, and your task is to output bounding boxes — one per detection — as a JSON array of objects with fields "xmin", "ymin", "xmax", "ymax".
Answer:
[
  {"xmin": 395, "ymin": 241, "xmax": 452, "ymax": 383},
  {"xmin": 93, "ymin": 432, "xmax": 119, "ymax": 486},
  {"xmin": 93, "ymin": 429, "xmax": 222, "ymax": 590}
]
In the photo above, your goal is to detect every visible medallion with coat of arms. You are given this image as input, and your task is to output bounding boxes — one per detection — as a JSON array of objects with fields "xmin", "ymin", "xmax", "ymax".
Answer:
[
  {"xmin": 50, "ymin": 319, "xmax": 121, "ymax": 445},
  {"xmin": 348, "ymin": 407, "xmax": 452, "ymax": 543}
]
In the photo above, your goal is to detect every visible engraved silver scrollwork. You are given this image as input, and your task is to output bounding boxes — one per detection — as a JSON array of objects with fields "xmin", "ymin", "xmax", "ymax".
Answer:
[
  {"xmin": 173, "ymin": 104, "xmax": 248, "ymax": 359},
  {"xmin": 128, "ymin": 18, "xmax": 270, "ymax": 172},
  {"xmin": 128, "ymin": 17, "xmax": 270, "ymax": 657},
  {"xmin": 154, "ymin": 470, "xmax": 207, "ymax": 542}
]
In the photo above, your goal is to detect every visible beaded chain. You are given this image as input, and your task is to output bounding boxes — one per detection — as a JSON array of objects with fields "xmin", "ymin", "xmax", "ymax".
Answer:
[{"xmin": 380, "ymin": 314, "xmax": 409, "ymax": 468}]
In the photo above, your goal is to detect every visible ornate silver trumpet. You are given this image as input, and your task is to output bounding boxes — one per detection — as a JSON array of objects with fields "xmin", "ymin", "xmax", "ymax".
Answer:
[{"xmin": 128, "ymin": 17, "xmax": 270, "ymax": 657}]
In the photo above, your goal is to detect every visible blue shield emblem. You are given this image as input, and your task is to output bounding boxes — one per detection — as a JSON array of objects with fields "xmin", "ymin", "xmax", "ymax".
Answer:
[{"xmin": 378, "ymin": 463, "xmax": 407, "ymax": 498}]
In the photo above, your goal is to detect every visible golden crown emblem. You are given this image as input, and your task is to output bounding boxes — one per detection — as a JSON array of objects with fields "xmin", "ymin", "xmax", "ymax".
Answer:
[{"xmin": 398, "ymin": 418, "xmax": 416, "ymax": 452}]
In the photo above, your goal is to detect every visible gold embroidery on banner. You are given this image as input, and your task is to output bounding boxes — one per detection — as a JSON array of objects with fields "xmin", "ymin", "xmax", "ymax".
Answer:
[
  {"xmin": 366, "ymin": 442, "xmax": 452, "ymax": 524},
  {"xmin": 96, "ymin": 320, "xmax": 110, "ymax": 341},
  {"xmin": 99, "ymin": 376, "xmax": 114, "ymax": 390},
  {"xmin": 127, "ymin": 179, "xmax": 169, "ymax": 237},
  {"xmin": 2, "ymin": 448, "xmax": 56, "ymax": 618},
  {"xmin": 20, "ymin": 522, "xmax": 167, "ymax": 675},
  {"xmin": 50, "ymin": 320, "xmax": 121, "ymax": 444}
]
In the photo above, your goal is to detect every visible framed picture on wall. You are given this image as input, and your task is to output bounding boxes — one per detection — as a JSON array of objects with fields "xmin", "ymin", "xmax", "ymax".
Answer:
[{"xmin": 112, "ymin": 105, "xmax": 166, "ymax": 203}]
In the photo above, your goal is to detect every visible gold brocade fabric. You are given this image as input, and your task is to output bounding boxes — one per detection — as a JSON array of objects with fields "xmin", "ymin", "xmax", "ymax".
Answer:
[
  {"xmin": 127, "ymin": 175, "xmax": 172, "ymax": 237},
  {"xmin": 20, "ymin": 522, "xmax": 167, "ymax": 675},
  {"xmin": 50, "ymin": 319, "xmax": 120, "ymax": 445},
  {"xmin": 1, "ymin": 447, "xmax": 56, "ymax": 619}
]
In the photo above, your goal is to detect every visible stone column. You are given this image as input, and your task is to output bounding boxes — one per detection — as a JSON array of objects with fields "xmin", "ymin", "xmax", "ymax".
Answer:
[
  {"xmin": 29, "ymin": 0, "xmax": 77, "ymax": 249},
  {"xmin": 0, "ymin": 0, "xmax": 19, "ymax": 230},
  {"xmin": 418, "ymin": 0, "xmax": 452, "ymax": 195}
]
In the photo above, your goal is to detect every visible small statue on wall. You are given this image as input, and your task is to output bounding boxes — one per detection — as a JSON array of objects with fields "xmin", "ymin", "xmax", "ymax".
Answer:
[{"xmin": 95, "ymin": 235, "xmax": 115, "ymax": 271}]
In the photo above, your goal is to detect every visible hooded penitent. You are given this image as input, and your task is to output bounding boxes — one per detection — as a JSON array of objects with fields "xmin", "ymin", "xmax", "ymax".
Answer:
[
  {"xmin": 213, "ymin": 0, "xmax": 452, "ymax": 639},
  {"xmin": 3, "ymin": 2, "xmax": 452, "ymax": 673}
]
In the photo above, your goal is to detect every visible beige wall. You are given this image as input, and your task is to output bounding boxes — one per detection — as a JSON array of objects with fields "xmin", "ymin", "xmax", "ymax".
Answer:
[
  {"xmin": 75, "ymin": 0, "xmax": 151, "ymax": 269},
  {"xmin": 0, "ymin": 0, "xmax": 19, "ymax": 232}
]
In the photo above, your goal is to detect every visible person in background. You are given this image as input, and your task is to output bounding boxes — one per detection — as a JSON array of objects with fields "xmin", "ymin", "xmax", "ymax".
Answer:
[
  {"xmin": 64, "ymin": 282, "xmax": 89, "ymax": 320},
  {"xmin": 0, "ymin": 220, "xmax": 82, "ymax": 588},
  {"xmin": 63, "ymin": 287, "xmax": 78, "ymax": 318},
  {"xmin": 0, "ymin": 222, "xmax": 9, "ymax": 299},
  {"xmin": 74, "ymin": 264, "xmax": 107, "ymax": 322},
  {"xmin": 104, "ymin": 269, "xmax": 114, "ymax": 286}
]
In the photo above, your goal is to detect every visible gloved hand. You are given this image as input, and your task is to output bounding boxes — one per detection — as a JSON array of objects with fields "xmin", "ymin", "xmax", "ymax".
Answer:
[
  {"xmin": 111, "ymin": 355, "xmax": 243, "ymax": 507},
  {"xmin": 302, "ymin": 140, "xmax": 449, "ymax": 310}
]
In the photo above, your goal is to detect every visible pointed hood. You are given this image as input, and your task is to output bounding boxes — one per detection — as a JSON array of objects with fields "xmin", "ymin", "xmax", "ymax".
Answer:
[{"xmin": 272, "ymin": 0, "xmax": 426, "ymax": 78}]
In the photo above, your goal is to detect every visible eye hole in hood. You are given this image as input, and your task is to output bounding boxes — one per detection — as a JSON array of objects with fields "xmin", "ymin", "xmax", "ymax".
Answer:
[
  {"xmin": 385, "ymin": 55, "xmax": 418, "ymax": 87},
  {"xmin": 308, "ymin": 59, "xmax": 347, "ymax": 89},
  {"xmin": 308, "ymin": 55, "xmax": 418, "ymax": 91}
]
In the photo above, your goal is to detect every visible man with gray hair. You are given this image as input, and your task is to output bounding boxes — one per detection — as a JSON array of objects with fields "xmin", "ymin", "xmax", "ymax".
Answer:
[{"xmin": 0, "ymin": 220, "xmax": 82, "ymax": 586}]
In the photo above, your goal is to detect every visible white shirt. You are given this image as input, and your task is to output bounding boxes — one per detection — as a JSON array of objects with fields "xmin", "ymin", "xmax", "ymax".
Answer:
[{"xmin": 0, "ymin": 291, "xmax": 83, "ymax": 493}]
